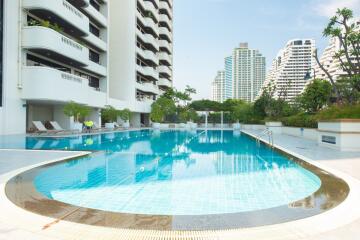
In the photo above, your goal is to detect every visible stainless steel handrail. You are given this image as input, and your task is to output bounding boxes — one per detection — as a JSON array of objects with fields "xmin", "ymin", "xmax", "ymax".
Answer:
[{"xmin": 256, "ymin": 128, "xmax": 274, "ymax": 148}]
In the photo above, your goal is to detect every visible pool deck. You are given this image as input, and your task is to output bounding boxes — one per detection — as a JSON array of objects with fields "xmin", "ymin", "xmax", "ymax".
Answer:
[{"xmin": 1, "ymin": 130, "xmax": 360, "ymax": 239}]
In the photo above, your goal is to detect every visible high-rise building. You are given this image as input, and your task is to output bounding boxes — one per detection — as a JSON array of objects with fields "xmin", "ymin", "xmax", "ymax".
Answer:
[
  {"xmin": 224, "ymin": 56, "xmax": 233, "ymax": 100},
  {"xmin": 232, "ymin": 43, "xmax": 266, "ymax": 102},
  {"xmin": 211, "ymin": 71, "xmax": 225, "ymax": 102},
  {"xmin": 262, "ymin": 39, "xmax": 316, "ymax": 102},
  {"xmin": 0, "ymin": 0, "xmax": 174, "ymax": 135},
  {"xmin": 109, "ymin": 0, "xmax": 173, "ymax": 126}
]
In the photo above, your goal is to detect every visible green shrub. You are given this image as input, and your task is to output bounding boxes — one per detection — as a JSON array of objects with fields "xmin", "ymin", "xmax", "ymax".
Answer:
[
  {"xmin": 316, "ymin": 104, "xmax": 360, "ymax": 120},
  {"xmin": 282, "ymin": 113, "xmax": 318, "ymax": 129}
]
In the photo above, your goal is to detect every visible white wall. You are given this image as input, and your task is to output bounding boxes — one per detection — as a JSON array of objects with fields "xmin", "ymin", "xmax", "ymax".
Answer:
[
  {"xmin": 108, "ymin": 0, "xmax": 136, "ymax": 103},
  {"xmin": 0, "ymin": 0, "xmax": 27, "ymax": 135}
]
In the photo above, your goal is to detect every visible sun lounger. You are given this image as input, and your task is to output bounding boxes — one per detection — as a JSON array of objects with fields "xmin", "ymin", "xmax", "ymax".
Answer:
[
  {"xmin": 32, "ymin": 121, "xmax": 63, "ymax": 135},
  {"xmin": 49, "ymin": 121, "xmax": 79, "ymax": 134}
]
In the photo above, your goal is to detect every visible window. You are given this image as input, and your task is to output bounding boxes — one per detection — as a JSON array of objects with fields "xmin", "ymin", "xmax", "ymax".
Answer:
[
  {"xmin": 89, "ymin": 76, "xmax": 100, "ymax": 89},
  {"xmin": 90, "ymin": 0, "xmax": 100, "ymax": 11},
  {"xmin": 89, "ymin": 23, "xmax": 100, "ymax": 37},
  {"xmin": 89, "ymin": 49, "xmax": 100, "ymax": 63},
  {"xmin": 0, "ymin": 0, "xmax": 3, "ymax": 107}
]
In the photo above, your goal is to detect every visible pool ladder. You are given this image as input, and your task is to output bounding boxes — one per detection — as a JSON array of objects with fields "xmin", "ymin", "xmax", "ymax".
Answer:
[{"xmin": 256, "ymin": 129, "xmax": 274, "ymax": 148}]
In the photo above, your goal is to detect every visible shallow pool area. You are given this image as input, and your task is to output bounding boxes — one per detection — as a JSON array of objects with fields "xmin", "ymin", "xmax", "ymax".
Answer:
[{"xmin": 4, "ymin": 130, "xmax": 350, "ymax": 230}]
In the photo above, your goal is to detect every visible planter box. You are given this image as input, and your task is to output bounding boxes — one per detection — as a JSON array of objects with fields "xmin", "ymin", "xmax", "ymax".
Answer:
[
  {"xmin": 265, "ymin": 122, "xmax": 282, "ymax": 134},
  {"xmin": 318, "ymin": 119, "xmax": 360, "ymax": 152},
  {"xmin": 122, "ymin": 122, "xmax": 130, "ymax": 129},
  {"xmin": 72, "ymin": 122, "xmax": 83, "ymax": 132},
  {"xmin": 282, "ymin": 127, "xmax": 318, "ymax": 141},
  {"xmin": 105, "ymin": 122, "xmax": 115, "ymax": 129},
  {"xmin": 152, "ymin": 122, "xmax": 160, "ymax": 129}
]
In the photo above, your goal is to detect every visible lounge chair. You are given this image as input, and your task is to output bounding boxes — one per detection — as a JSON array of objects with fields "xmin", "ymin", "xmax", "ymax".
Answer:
[
  {"xmin": 32, "ymin": 121, "xmax": 63, "ymax": 135},
  {"xmin": 49, "ymin": 121, "xmax": 79, "ymax": 134}
]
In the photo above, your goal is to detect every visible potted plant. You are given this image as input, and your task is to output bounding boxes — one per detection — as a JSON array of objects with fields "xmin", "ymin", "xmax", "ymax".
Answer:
[
  {"xmin": 63, "ymin": 101, "xmax": 91, "ymax": 132},
  {"xmin": 119, "ymin": 108, "xmax": 131, "ymax": 128},
  {"xmin": 101, "ymin": 105, "xmax": 119, "ymax": 129}
]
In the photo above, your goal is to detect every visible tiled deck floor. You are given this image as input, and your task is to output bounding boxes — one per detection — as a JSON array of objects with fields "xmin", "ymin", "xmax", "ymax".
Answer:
[
  {"xmin": 242, "ymin": 130, "xmax": 360, "ymax": 240},
  {"xmin": 1, "ymin": 131, "xmax": 360, "ymax": 239}
]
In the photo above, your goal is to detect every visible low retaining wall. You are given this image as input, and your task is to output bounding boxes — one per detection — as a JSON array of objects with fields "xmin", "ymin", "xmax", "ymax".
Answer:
[{"xmin": 282, "ymin": 127, "xmax": 318, "ymax": 141}]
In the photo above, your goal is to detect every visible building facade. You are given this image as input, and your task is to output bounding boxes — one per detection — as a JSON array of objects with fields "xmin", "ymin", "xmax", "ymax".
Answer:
[
  {"xmin": 232, "ymin": 43, "xmax": 266, "ymax": 102},
  {"xmin": 224, "ymin": 56, "xmax": 233, "ymax": 101},
  {"xmin": 262, "ymin": 39, "xmax": 316, "ymax": 102},
  {"xmin": 211, "ymin": 71, "xmax": 225, "ymax": 102},
  {"xmin": 0, "ymin": 0, "xmax": 174, "ymax": 135},
  {"xmin": 109, "ymin": 0, "xmax": 173, "ymax": 127}
]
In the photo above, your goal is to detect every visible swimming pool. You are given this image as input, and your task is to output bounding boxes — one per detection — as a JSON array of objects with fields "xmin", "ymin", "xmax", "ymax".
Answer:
[{"xmin": 5, "ymin": 130, "xmax": 349, "ymax": 230}]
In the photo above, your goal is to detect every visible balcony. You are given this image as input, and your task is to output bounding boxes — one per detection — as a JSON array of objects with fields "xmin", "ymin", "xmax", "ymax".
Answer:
[
  {"xmin": 136, "ymin": 29, "xmax": 159, "ymax": 51},
  {"xmin": 138, "ymin": 0, "xmax": 159, "ymax": 22},
  {"xmin": 67, "ymin": 0, "xmax": 89, "ymax": 7},
  {"xmin": 158, "ymin": 52, "xmax": 172, "ymax": 66},
  {"xmin": 159, "ymin": 14, "xmax": 172, "ymax": 30},
  {"xmin": 158, "ymin": 77, "xmax": 172, "ymax": 88},
  {"xmin": 21, "ymin": 66, "xmax": 107, "ymax": 108},
  {"xmin": 83, "ymin": 4, "xmax": 107, "ymax": 28},
  {"xmin": 83, "ymin": 33, "xmax": 107, "ymax": 52},
  {"xmin": 137, "ymin": 12, "xmax": 159, "ymax": 37},
  {"xmin": 159, "ymin": 1, "xmax": 172, "ymax": 19},
  {"xmin": 23, "ymin": 0, "xmax": 89, "ymax": 37},
  {"xmin": 137, "ymin": 47, "xmax": 158, "ymax": 65},
  {"xmin": 136, "ymin": 81, "xmax": 159, "ymax": 95},
  {"xmin": 159, "ymin": 27, "xmax": 172, "ymax": 42},
  {"xmin": 22, "ymin": 26, "xmax": 89, "ymax": 67},
  {"xmin": 136, "ymin": 65, "xmax": 159, "ymax": 81},
  {"xmin": 84, "ymin": 60, "xmax": 107, "ymax": 77},
  {"xmin": 157, "ymin": 65, "xmax": 172, "ymax": 78},
  {"xmin": 159, "ymin": 39, "xmax": 172, "ymax": 53}
]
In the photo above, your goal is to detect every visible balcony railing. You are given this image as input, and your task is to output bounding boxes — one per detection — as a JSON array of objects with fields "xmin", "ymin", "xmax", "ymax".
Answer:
[
  {"xmin": 22, "ymin": 66, "xmax": 106, "ymax": 107},
  {"xmin": 23, "ymin": 0, "xmax": 89, "ymax": 36},
  {"xmin": 22, "ymin": 26, "xmax": 89, "ymax": 66}
]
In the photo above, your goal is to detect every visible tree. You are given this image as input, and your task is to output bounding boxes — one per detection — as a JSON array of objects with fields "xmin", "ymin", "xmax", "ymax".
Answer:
[
  {"xmin": 150, "ymin": 97, "xmax": 176, "ymax": 123},
  {"xmin": 314, "ymin": 8, "xmax": 360, "ymax": 101},
  {"xmin": 101, "ymin": 105, "xmax": 119, "ymax": 123},
  {"xmin": 189, "ymin": 100, "xmax": 223, "ymax": 112},
  {"xmin": 233, "ymin": 103, "xmax": 256, "ymax": 124},
  {"xmin": 63, "ymin": 101, "xmax": 91, "ymax": 122},
  {"xmin": 179, "ymin": 107, "xmax": 199, "ymax": 123},
  {"xmin": 298, "ymin": 79, "xmax": 333, "ymax": 113},
  {"xmin": 118, "ymin": 108, "xmax": 131, "ymax": 121},
  {"xmin": 335, "ymin": 75, "xmax": 360, "ymax": 104}
]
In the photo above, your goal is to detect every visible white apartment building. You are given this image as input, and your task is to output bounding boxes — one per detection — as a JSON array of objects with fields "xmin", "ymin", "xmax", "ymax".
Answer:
[
  {"xmin": 109, "ymin": 0, "xmax": 173, "ymax": 127},
  {"xmin": 0, "ymin": 0, "xmax": 173, "ymax": 135},
  {"xmin": 232, "ymin": 43, "xmax": 266, "ymax": 102},
  {"xmin": 211, "ymin": 71, "xmax": 225, "ymax": 102},
  {"xmin": 263, "ymin": 39, "xmax": 316, "ymax": 102},
  {"xmin": 1, "ymin": 0, "xmax": 110, "ymax": 135}
]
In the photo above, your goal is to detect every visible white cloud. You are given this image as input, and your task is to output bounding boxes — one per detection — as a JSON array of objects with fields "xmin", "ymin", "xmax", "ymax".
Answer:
[{"xmin": 313, "ymin": 0, "xmax": 360, "ymax": 17}]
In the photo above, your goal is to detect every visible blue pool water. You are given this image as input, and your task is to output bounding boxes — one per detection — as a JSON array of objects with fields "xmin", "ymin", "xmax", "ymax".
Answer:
[{"xmin": 7, "ymin": 130, "xmax": 322, "ymax": 215}]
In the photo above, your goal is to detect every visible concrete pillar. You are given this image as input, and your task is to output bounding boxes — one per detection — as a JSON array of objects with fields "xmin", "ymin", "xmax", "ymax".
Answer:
[{"xmin": 130, "ymin": 112, "xmax": 141, "ymax": 128}]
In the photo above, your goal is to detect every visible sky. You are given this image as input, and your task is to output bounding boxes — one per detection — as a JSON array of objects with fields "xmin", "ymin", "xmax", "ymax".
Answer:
[{"xmin": 172, "ymin": 0, "xmax": 360, "ymax": 100}]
